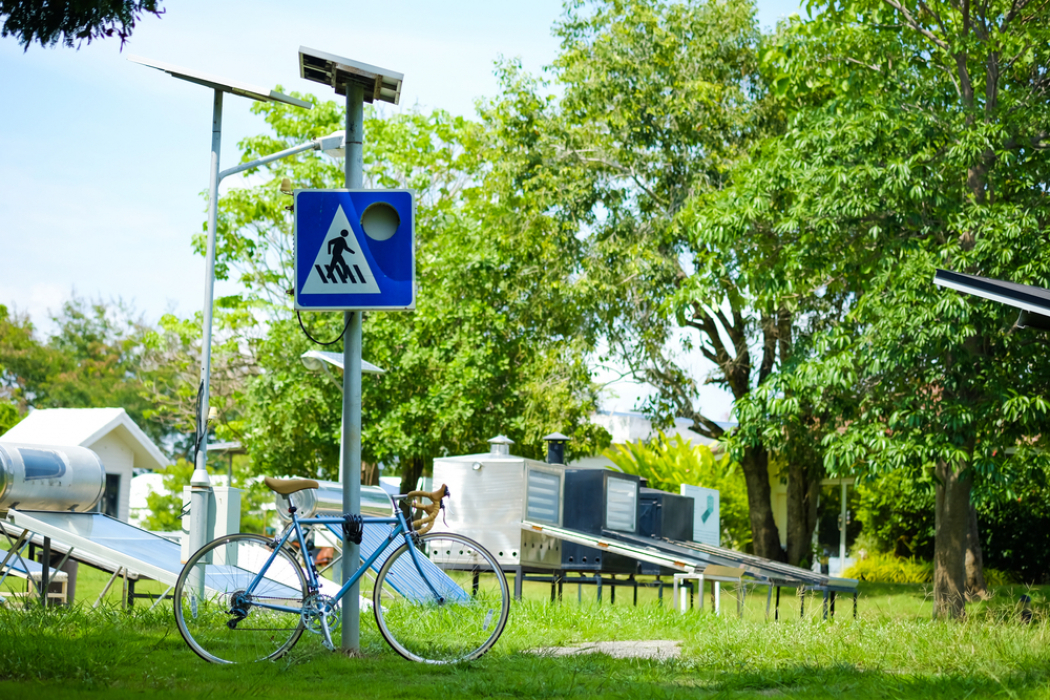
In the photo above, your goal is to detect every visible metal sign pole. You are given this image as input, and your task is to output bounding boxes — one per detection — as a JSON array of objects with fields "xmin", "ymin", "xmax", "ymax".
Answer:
[{"xmin": 341, "ymin": 81, "xmax": 365, "ymax": 653}]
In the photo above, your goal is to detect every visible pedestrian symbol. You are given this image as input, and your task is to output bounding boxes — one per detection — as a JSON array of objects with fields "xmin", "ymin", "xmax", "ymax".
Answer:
[{"xmin": 300, "ymin": 205, "xmax": 381, "ymax": 295}]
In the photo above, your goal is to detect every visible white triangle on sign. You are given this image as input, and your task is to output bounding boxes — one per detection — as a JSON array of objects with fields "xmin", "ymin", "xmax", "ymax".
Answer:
[{"xmin": 301, "ymin": 205, "xmax": 381, "ymax": 295}]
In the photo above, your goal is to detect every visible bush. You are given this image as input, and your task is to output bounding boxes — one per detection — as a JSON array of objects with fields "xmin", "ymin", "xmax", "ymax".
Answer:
[
  {"xmin": 602, "ymin": 431, "xmax": 752, "ymax": 550},
  {"xmin": 844, "ymin": 553, "xmax": 1015, "ymax": 585},
  {"xmin": 854, "ymin": 472, "xmax": 935, "ymax": 560},
  {"xmin": 978, "ymin": 494, "xmax": 1050, "ymax": 585},
  {"xmin": 844, "ymin": 553, "xmax": 933, "ymax": 583},
  {"xmin": 852, "ymin": 470, "xmax": 1050, "ymax": 584}
]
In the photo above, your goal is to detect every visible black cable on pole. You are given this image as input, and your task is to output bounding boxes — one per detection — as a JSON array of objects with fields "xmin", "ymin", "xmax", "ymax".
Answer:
[
  {"xmin": 297, "ymin": 310, "xmax": 352, "ymax": 346},
  {"xmin": 192, "ymin": 380, "xmax": 205, "ymax": 457}
]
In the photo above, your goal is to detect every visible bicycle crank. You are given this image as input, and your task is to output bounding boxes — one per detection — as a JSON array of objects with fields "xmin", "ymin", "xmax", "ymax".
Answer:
[{"xmin": 302, "ymin": 593, "xmax": 340, "ymax": 649}]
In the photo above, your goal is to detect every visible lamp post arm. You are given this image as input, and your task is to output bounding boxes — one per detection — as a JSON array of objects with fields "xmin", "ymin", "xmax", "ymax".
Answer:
[{"xmin": 218, "ymin": 140, "xmax": 321, "ymax": 182}]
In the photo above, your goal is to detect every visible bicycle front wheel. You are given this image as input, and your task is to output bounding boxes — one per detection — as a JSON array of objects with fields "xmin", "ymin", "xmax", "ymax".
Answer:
[
  {"xmin": 173, "ymin": 533, "xmax": 307, "ymax": 664},
  {"xmin": 373, "ymin": 532, "xmax": 510, "ymax": 664}
]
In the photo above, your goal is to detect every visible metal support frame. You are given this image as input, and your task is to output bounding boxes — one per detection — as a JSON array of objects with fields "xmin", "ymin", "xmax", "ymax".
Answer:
[
  {"xmin": 95, "ymin": 567, "xmax": 125, "ymax": 608},
  {"xmin": 511, "ymin": 568, "xmax": 670, "ymax": 607},
  {"xmin": 0, "ymin": 530, "xmax": 34, "ymax": 594},
  {"xmin": 673, "ymin": 566, "xmax": 746, "ymax": 617}
]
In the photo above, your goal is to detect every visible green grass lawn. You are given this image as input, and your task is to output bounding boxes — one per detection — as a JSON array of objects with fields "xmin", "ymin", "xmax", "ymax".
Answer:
[{"xmin": 2, "ymin": 570, "xmax": 1049, "ymax": 699}]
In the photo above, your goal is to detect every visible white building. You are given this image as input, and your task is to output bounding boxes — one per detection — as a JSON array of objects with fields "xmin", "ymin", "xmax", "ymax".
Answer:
[
  {"xmin": 572, "ymin": 411, "xmax": 724, "ymax": 470},
  {"xmin": 1, "ymin": 408, "xmax": 169, "ymax": 522}
]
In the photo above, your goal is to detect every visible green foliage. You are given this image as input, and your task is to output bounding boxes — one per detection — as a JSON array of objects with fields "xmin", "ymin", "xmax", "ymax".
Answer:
[
  {"xmin": 844, "ymin": 553, "xmax": 934, "ymax": 584},
  {"xmin": 845, "ymin": 553, "xmax": 1014, "ymax": 586},
  {"xmin": 482, "ymin": 0, "xmax": 807, "ymax": 559},
  {"xmin": 854, "ymin": 472, "xmax": 936, "ymax": 560},
  {"xmin": 0, "ymin": 0, "xmax": 164, "ymax": 49},
  {"xmin": 0, "ymin": 298, "xmax": 172, "ymax": 446},
  {"xmin": 853, "ymin": 469, "xmax": 1050, "ymax": 583},
  {"xmin": 977, "ymin": 487, "xmax": 1050, "ymax": 585},
  {"xmin": 0, "ymin": 401, "xmax": 19, "ymax": 434},
  {"xmin": 603, "ymin": 430, "xmax": 718, "ymax": 492},
  {"xmin": 984, "ymin": 568, "xmax": 1015, "ymax": 587},
  {"xmin": 139, "ymin": 303, "xmax": 257, "ymax": 459},
  {"xmin": 697, "ymin": 0, "xmax": 1050, "ymax": 611},
  {"xmin": 602, "ymin": 431, "xmax": 751, "ymax": 549},
  {"xmin": 211, "ymin": 96, "xmax": 609, "ymax": 482},
  {"xmin": 142, "ymin": 459, "xmax": 192, "ymax": 532}
]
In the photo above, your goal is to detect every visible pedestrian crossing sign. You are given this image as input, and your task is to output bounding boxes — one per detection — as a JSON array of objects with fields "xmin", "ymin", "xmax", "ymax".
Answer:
[{"xmin": 293, "ymin": 189, "xmax": 414, "ymax": 311}]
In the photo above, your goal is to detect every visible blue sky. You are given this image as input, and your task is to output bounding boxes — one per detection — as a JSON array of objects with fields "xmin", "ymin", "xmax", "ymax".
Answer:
[{"xmin": 0, "ymin": 0, "xmax": 801, "ymax": 416}]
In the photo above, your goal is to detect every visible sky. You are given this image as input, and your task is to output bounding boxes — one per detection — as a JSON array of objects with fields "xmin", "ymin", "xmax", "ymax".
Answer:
[{"xmin": 0, "ymin": 0, "xmax": 801, "ymax": 419}]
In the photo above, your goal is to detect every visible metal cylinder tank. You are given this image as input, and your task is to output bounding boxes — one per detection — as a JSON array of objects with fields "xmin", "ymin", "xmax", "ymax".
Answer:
[
  {"xmin": 274, "ymin": 480, "xmax": 395, "ymax": 521},
  {"xmin": 0, "ymin": 442, "xmax": 106, "ymax": 512}
]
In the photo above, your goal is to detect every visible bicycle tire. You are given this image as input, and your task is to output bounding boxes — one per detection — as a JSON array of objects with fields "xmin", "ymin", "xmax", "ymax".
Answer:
[
  {"xmin": 372, "ymin": 532, "xmax": 510, "ymax": 664},
  {"xmin": 173, "ymin": 533, "xmax": 308, "ymax": 664}
]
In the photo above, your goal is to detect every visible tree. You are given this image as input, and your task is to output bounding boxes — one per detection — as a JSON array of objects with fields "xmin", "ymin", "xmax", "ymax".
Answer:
[
  {"xmin": 0, "ymin": 303, "xmax": 59, "ymax": 432},
  {"xmin": 0, "ymin": 296, "xmax": 172, "ymax": 444},
  {"xmin": 211, "ymin": 95, "xmax": 609, "ymax": 489},
  {"xmin": 482, "ymin": 0, "xmax": 807, "ymax": 560},
  {"xmin": 140, "ymin": 305, "xmax": 258, "ymax": 461},
  {"xmin": 707, "ymin": 0, "xmax": 1050, "ymax": 616},
  {"xmin": 1, "ymin": 0, "xmax": 163, "ymax": 49}
]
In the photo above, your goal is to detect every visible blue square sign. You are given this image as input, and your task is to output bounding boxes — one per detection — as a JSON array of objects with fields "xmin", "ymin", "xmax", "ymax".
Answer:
[{"xmin": 294, "ymin": 189, "xmax": 415, "ymax": 311}]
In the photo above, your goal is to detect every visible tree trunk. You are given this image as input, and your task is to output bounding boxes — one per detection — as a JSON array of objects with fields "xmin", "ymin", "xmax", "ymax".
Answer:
[
  {"xmin": 740, "ymin": 445, "xmax": 785, "ymax": 561},
  {"xmin": 785, "ymin": 460, "xmax": 821, "ymax": 567},
  {"xmin": 933, "ymin": 457, "xmax": 972, "ymax": 619},
  {"xmin": 965, "ymin": 499, "xmax": 989, "ymax": 600},
  {"xmin": 362, "ymin": 461, "xmax": 380, "ymax": 486},
  {"xmin": 398, "ymin": 456, "xmax": 426, "ymax": 517}
]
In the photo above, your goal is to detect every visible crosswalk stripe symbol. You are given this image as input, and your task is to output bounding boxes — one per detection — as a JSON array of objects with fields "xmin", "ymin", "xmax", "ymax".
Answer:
[{"xmin": 301, "ymin": 205, "xmax": 381, "ymax": 295}]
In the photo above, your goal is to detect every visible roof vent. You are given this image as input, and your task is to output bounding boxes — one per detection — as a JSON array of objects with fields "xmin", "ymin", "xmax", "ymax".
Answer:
[
  {"xmin": 488, "ymin": 435, "xmax": 514, "ymax": 456},
  {"xmin": 543, "ymin": 432, "xmax": 570, "ymax": 465}
]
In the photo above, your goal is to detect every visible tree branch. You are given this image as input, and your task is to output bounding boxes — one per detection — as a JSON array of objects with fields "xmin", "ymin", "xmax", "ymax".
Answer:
[{"xmin": 880, "ymin": 0, "xmax": 950, "ymax": 49}]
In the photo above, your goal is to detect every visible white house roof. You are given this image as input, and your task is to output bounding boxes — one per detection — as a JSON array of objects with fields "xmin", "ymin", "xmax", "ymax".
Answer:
[{"xmin": 0, "ymin": 408, "xmax": 169, "ymax": 471}]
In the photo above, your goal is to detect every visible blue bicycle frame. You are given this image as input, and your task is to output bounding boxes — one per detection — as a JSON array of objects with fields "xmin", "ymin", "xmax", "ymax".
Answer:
[{"xmin": 239, "ymin": 498, "xmax": 443, "ymax": 616}]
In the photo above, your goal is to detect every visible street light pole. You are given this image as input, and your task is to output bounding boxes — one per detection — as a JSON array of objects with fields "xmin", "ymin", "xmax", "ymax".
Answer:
[
  {"xmin": 341, "ymin": 81, "xmax": 365, "ymax": 654},
  {"xmin": 195, "ymin": 87, "xmax": 223, "ymax": 479},
  {"xmin": 189, "ymin": 87, "xmax": 224, "ymax": 561},
  {"xmin": 129, "ymin": 56, "xmax": 314, "ymax": 562}
]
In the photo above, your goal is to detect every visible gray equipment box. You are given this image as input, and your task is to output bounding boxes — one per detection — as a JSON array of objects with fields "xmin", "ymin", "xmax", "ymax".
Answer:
[
  {"xmin": 432, "ymin": 437, "xmax": 562, "ymax": 570},
  {"xmin": 636, "ymin": 487, "xmax": 695, "ymax": 575},
  {"xmin": 524, "ymin": 460, "xmax": 642, "ymax": 573}
]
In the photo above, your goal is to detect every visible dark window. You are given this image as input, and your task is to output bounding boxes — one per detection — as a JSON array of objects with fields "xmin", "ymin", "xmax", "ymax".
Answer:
[
  {"xmin": 102, "ymin": 474, "xmax": 120, "ymax": 517},
  {"xmin": 21, "ymin": 448, "xmax": 66, "ymax": 480}
]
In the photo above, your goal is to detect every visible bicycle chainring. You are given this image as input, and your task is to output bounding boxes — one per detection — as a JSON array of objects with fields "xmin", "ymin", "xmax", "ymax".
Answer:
[{"xmin": 301, "ymin": 593, "xmax": 340, "ymax": 635}]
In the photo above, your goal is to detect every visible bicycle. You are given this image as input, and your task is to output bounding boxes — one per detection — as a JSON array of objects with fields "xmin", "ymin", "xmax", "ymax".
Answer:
[{"xmin": 173, "ymin": 477, "xmax": 510, "ymax": 665}]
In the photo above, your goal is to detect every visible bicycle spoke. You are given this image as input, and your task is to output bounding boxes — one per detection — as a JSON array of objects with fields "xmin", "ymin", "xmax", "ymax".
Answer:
[
  {"xmin": 373, "ymin": 533, "xmax": 510, "ymax": 664},
  {"xmin": 174, "ymin": 534, "xmax": 307, "ymax": 664}
]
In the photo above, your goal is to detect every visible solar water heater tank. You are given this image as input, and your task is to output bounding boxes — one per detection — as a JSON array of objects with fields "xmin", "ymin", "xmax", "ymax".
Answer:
[
  {"xmin": 0, "ymin": 442, "xmax": 106, "ymax": 512},
  {"xmin": 273, "ymin": 480, "xmax": 396, "ymax": 521}
]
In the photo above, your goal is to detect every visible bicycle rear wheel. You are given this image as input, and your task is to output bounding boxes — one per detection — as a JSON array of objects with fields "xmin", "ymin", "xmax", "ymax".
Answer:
[
  {"xmin": 173, "ymin": 533, "xmax": 307, "ymax": 664},
  {"xmin": 373, "ymin": 532, "xmax": 510, "ymax": 664}
]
